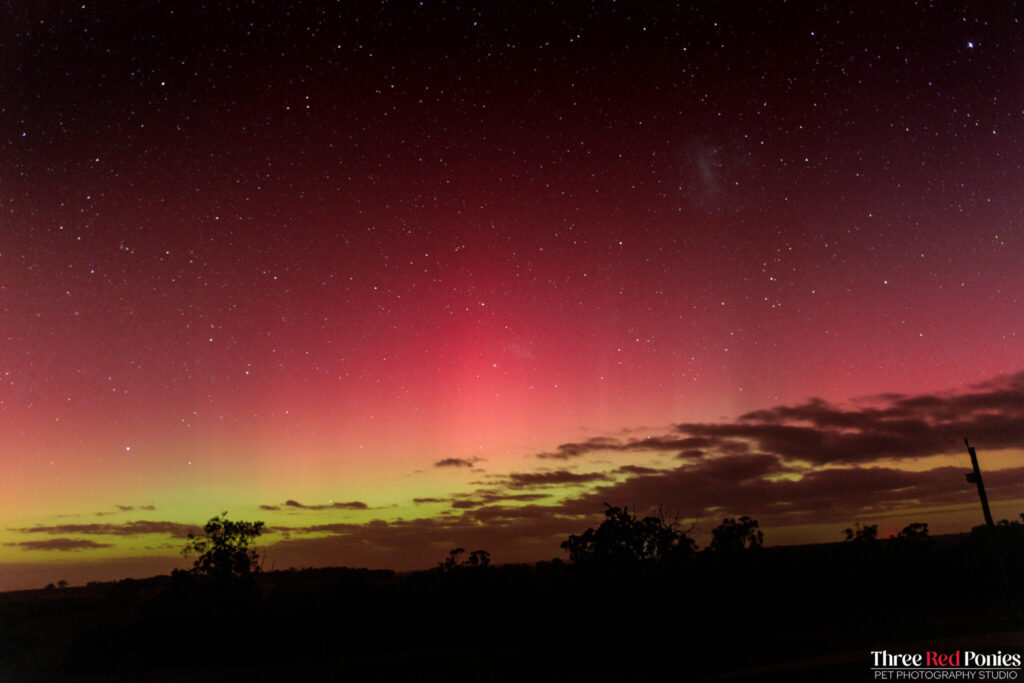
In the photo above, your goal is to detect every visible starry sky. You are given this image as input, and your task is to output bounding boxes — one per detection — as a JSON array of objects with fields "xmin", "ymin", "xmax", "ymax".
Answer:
[{"xmin": 2, "ymin": 1, "xmax": 1023, "ymax": 589}]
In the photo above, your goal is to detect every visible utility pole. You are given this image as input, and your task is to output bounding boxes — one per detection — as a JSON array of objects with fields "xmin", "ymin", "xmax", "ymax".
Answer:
[
  {"xmin": 964, "ymin": 438, "xmax": 995, "ymax": 528},
  {"xmin": 965, "ymin": 438, "xmax": 1015, "ymax": 621}
]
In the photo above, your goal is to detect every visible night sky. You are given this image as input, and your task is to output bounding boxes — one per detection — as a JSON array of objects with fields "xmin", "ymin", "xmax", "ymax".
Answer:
[{"xmin": 2, "ymin": 1, "xmax": 1023, "ymax": 589}]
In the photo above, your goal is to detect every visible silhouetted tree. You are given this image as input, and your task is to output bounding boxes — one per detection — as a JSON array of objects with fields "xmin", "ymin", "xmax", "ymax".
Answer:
[
  {"xmin": 57, "ymin": 579, "xmax": 68, "ymax": 589},
  {"xmin": 843, "ymin": 523, "xmax": 878, "ymax": 545},
  {"xmin": 997, "ymin": 513, "xmax": 1024, "ymax": 527},
  {"xmin": 878, "ymin": 521, "xmax": 933, "ymax": 584},
  {"xmin": 561, "ymin": 503, "xmax": 696, "ymax": 564},
  {"xmin": 183, "ymin": 512, "xmax": 264, "ymax": 581},
  {"xmin": 988, "ymin": 514, "xmax": 1024, "ymax": 561},
  {"xmin": 466, "ymin": 549, "xmax": 491, "ymax": 568},
  {"xmin": 887, "ymin": 522, "xmax": 934, "ymax": 565},
  {"xmin": 437, "ymin": 547, "xmax": 465, "ymax": 571},
  {"xmin": 709, "ymin": 516, "xmax": 763, "ymax": 553},
  {"xmin": 436, "ymin": 547, "xmax": 491, "ymax": 572},
  {"xmin": 892, "ymin": 522, "xmax": 930, "ymax": 543}
]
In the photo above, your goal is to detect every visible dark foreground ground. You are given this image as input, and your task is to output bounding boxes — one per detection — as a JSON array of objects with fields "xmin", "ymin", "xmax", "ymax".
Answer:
[{"xmin": 2, "ymin": 529, "xmax": 1023, "ymax": 681}]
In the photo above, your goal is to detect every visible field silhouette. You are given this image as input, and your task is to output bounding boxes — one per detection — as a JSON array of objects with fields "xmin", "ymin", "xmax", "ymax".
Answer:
[{"xmin": 2, "ymin": 508, "xmax": 1023, "ymax": 681}]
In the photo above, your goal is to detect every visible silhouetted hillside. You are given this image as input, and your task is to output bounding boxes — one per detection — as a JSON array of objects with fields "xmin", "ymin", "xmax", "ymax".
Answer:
[{"xmin": 2, "ymin": 524, "xmax": 1022, "ymax": 681}]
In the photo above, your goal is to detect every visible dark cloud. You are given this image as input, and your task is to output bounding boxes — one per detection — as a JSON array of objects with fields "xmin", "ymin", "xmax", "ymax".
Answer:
[
  {"xmin": 613, "ymin": 465, "xmax": 662, "ymax": 476},
  {"xmin": 663, "ymin": 437, "xmax": 720, "ymax": 450},
  {"xmin": 536, "ymin": 437, "xmax": 624, "ymax": 460},
  {"xmin": 412, "ymin": 497, "xmax": 448, "ymax": 504},
  {"xmin": 325, "ymin": 501, "xmax": 368, "ymax": 510},
  {"xmin": 675, "ymin": 371, "xmax": 1024, "ymax": 466},
  {"xmin": 468, "ymin": 471, "xmax": 606, "ymax": 491},
  {"xmin": 272, "ymin": 499, "xmax": 368, "ymax": 511},
  {"xmin": 434, "ymin": 458, "xmax": 478, "ymax": 468},
  {"xmin": 503, "ymin": 470, "xmax": 610, "ymax": 488},
  {"xmin": 532, "ymin": 373, "xmax": 1024, "ymax": 467},
  {"xmin": 102, "ymin": 504, "xmax": 155, "ymax": 514},
  {"xmin": 536, "ymin": 434, "xmax": 748, "ymax": 460},
  {"xmin": 6, "ymin": 538, "xmax": 115, "ymax": 551},
  {"xmin": 561, "ymin": 453, "xmax": 1024, "ymax": 527},
  {"xmin": 449, "ymin": 492, "xmax": 551, "ymax": 509},
  {"xmin": 627, "ymin": 436, "xmax": 746, "ymax": 457},
  {"xmin": 13, "ymin": 521, "xmax": 200, "ymax": 538}
]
